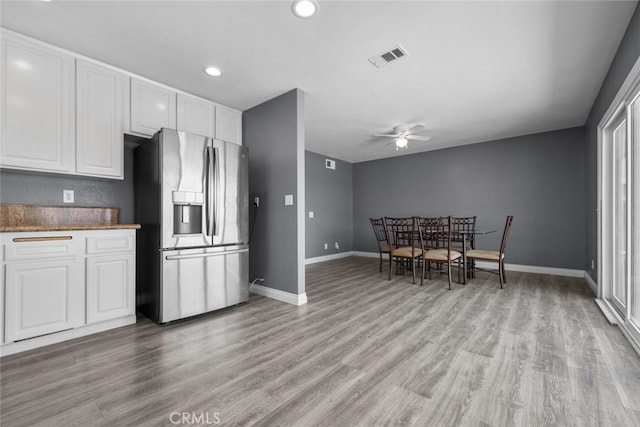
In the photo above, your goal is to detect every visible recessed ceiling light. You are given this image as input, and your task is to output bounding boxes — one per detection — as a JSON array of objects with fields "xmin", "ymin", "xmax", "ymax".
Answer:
[
  {"xmin": 204, "ymin": 66, "xmax": 222, "ymax": 77},
  {"xmin": 291, "ymin": 0, "xmax": 318, "ymax": 19}
]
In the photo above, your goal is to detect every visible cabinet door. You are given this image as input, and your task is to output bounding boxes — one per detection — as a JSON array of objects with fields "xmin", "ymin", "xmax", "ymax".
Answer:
[
  {"xmin": 86, "ymin": 254, "xmax": 135, "ymax": 324},
  {"xmin": 76, "ymin": 60, "xmax": 127, "ymax": 179},
  {"xmin": 177, "ymin": 93, "xmax": 215, "ymax": 138},
  {"xmin": 5, "ymin": 258, "xmax": 84, "ymax": 342},
  {"xmin": 1, "ymin": 31, "xmax": 75, "ymax": 173},
  {"xmin": 130, "ymin": 78, "xmax": 176, "ymax": 136},
  {"xmin": 215, "ymin": 105, "xmax": 242, "ymax": 145}
]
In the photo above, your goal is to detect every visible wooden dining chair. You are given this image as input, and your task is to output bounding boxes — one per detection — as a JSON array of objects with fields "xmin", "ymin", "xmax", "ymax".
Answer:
[
  {"xmin": 369, "ymin": 218, "xmax": 392, "ymax": 272},
  {"xmin": 383, "ymin": 217, "xmax": 423, "ymax": 284},
  {"xmin": 419, "ymin": 215, "xmax": 463, "ymax": 289},
  {"xmin": 465, "ymin": 215, "xmax": 514, "ymax": 288}
]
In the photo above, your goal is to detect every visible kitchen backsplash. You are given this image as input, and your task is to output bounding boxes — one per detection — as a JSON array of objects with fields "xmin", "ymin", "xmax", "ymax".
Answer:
[{"xmin": 0, "ymin": 142, "xmax": 135, "ymax": 223}]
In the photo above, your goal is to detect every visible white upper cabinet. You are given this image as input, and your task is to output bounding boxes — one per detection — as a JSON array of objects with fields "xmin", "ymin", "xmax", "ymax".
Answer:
[
  {"xmin": 130, "ymin": 78, "xmax": 176, "ymax": 136},
  {"xmin": 76, "ymin": 60, "xmax": 128, "ymax": 179},
  {"xmin": 177, "ymin": 93, "xmax": 215, "ymax": 138},
  {"xmin": 1, "ymin": 31, "xmax": 75, "ymax": 173},
  {"xmin": 215, "ymin": 104, "xmax": 243, "ymax": 145}
]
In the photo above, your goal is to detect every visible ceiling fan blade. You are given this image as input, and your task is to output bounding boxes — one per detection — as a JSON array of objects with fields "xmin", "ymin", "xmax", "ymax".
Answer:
[
  {"xmin": 406, "ymin": 135, "xmax": 431, "ymax": 142},
  {"xmin": 408, "ymin": 123, "xmax": 425, "ymax": 132},
  {"xmin": 372, "ymin": 133, "xmax": 401, "ymax": 138}
]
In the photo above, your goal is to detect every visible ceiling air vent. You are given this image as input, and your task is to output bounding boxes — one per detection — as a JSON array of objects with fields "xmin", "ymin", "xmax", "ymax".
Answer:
[{"xmin": 368, "ymin": 44, "xmax": 410, "ymax": 69}]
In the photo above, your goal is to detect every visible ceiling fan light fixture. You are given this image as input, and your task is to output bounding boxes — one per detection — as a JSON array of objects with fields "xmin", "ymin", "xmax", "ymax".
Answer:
[
  {"xmin": 395, "ymin": 136, "xmax": 408, "ymax": 148},
  {"xmin": 292, "ymin": 0, "xmax": 318, "ymax": 18}
]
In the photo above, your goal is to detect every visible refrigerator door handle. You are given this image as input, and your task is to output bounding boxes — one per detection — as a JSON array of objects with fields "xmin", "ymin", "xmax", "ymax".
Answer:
[
  {"xmin": 205, "ymin": 146, "xmax": 215, "ymax": 236},
  {"xmin": 165, "ymin": 248, "xmax": 249, "ymax": 260},
  {"xmin": 213, "ymin": 147, "xmax": 220, "ymax": 236}
]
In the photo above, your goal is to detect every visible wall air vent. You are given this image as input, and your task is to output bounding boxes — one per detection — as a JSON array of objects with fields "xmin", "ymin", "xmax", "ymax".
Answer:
[{"xmin": 368, "ymin": 44, "xmax": 410, "ymax": 69}]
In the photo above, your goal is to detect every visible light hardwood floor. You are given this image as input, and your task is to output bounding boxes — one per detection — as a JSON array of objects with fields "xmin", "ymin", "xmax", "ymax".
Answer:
[{"xmin": 1, "ymin": 256, "xmax": 640, "ymax": 426}]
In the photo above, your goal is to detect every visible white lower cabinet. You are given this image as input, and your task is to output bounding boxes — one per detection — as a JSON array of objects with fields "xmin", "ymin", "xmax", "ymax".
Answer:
[
  {"xmin": 5, "ymin": 257, "xmax": 83, "ymax": 342},
  {"xmin": 0, "ymin": 229, "xmax": 137, "ymax": 356},
  {"xmin": 86, "ymin": 234, "xmax": 135, "ymax": 323}
]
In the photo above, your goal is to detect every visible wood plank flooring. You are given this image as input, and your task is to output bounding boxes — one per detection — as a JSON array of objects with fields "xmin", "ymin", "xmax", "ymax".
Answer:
[{"xmin": 2, "ymin": 256, "xmax": 640, "ymax": 426}]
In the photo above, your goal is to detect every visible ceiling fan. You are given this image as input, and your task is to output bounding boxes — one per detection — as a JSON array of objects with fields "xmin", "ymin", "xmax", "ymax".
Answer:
[{"xmin": 373, "ymin": 124, "xmax": 431, "ymax": 150}]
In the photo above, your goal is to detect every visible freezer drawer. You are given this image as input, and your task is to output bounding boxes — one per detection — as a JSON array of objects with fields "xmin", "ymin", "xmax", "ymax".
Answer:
[{"xmin": 159, "ymin": 245, "xmax": 248, "ymax": 323}]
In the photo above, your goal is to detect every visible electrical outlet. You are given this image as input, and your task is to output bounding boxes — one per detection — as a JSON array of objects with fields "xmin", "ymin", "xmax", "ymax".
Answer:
[
  {"xmin": 253, "ymin": 196, "xmax": 260, "ymax": 208},
  {"xmin": 284, "ymin": 194, "xmax": 294, "ymax": 206},
  {"xmin": 309, "ymin": 211, "xmax": 314, "ymax": 218},
  {"xmin": 335, "ymin": 242, "xmax": 340, "ymax": 250},
  {"xmin": 63, "ymin": 190, "xmax": 74, "ymax": 204},
  {"xmin": 324, "ymin": 243, "xmax": 328, "ymax": 250}
]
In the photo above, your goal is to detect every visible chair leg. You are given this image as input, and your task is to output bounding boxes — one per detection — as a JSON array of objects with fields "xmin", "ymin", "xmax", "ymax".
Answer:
[
  {"xmin": 447, "ymin": 262, "xmax": 452, "ymax": 290},
  {"xmin": 498, "ymin": 260, "xmax": 504, "ymax": 289},
  {"xmin": 420, "ymin": 258, "xmax": 425, "ymax": 286},
  {"xmin": 379, "ymin": 252, "xmax": 383, "ymax": 273},
  {"xmin": 388, "ymin": 256, "xmax": 393, "ymax": 281},
  {"xmin": 501, "ymin": 261, "xmax": 507, "ymax": 285},
  {"xmin": 411, "ymin": 258, "xmax": 416, "ymax": 284}
]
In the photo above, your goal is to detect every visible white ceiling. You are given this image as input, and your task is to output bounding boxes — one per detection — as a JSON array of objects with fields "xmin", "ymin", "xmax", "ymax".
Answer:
[{"xmin": 1, "ymin": 0, "xmax": 636, "ymax": 163}]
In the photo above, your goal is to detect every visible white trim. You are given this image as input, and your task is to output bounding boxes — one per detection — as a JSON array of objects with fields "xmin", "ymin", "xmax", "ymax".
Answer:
[
  {"xmin": 0, "ymin": 315, "xmax": 136, "ymax": 357},
  {"xmin": 595, "ymin": 298, "xmax": 621, "ymax": 325},
  {"xmin": 353, "ymin": 251, "xmax": 380, "ymax": 258},
  {"xmin": 305, "ymin": 251, "xmax": 355, "ymax": 264},
  {"xmin": 350, "ymin": 252, "xmax": 586, "ymax": 278},
  {"xmin": 474, "ymin": 261, "xmax": 585, "ymax": 278},
  {"xmin": 595, "ymin": 297, "xmax": 640, "ymax": 358},
  {"xmin": 584, "ymin": 271, "xmax": 598, "ymax": 295},
  {"xmin": 249, "ymin": 283, "xmax": 307, "ymax": 306}
]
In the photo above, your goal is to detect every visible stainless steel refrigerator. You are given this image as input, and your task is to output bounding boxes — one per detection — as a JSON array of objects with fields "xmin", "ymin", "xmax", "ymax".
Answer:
[{"xmin": 134, "ymin": 128, "xmax": 249, "ymax": 323}]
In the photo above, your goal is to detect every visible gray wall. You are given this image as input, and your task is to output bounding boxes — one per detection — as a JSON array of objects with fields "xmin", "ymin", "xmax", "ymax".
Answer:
[
  {"xmin": 585, "ymin": 3, "xmax": 640, "ymax": 280},
  {"xmin": 243, "ymin": 89, "xmax": 306, "ymax": 295},
  {"xmin": 0, "ymin": 141, "xmax": 136, "ymax": 223},
  {"xmin": 305, "ymin": 151, "xmax": 353, "ymax": 258},
  {"xmin": 353, "ymin": 127, "xmax": 586, "ymax": 269}
]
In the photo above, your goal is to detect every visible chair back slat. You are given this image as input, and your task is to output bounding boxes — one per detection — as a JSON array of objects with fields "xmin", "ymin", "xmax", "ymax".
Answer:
[
  {"xmin": 369, "ymin": 218, "xmax": 388, "ymax": 247},
  {"xmin": 383, "ymin": 217, "xmax": 415, "ymax": 248},
  {"xmin": 451, "ymin": 216, "xmax": 476, "ymax": 248},
  {"xmin": 499, "ymin": 215, "xmax": 514, "ymax": 256},
  {"xmin": 415, "ymin": 216, "xmax": 442, "ymax": 249}
]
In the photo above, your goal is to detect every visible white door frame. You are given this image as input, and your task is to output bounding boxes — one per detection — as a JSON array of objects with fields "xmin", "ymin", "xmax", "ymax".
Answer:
[{"xmin": 597, "ymin": 55, "xmax": 640, "ymax": 356}]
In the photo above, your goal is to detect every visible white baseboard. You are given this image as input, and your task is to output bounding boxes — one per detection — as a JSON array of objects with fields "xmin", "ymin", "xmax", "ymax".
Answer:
[
  {"xmin": 351, "ymin": 252, "xmax": 585, "ymax": 278},
  {"xmin": 0, "ymin": 315, "xmax": 137, "ymax": 357},
  {"xmin": 249, "ymin": 283, "xmax": 307, "ymax": 306},
  {"xmin": 353, "ymin": 251, "xmax": 379, "ymax": 258},
  {"xmin": 584, "ymin": 272, "xmax": 598, "ymax": 295},
  {"xmin": 475, "ymin": 261, "xmax": 585, "ymax": 278},
  {"xmin": 305, "ymin": 251, "xmax": 355, "ymax": 265}
]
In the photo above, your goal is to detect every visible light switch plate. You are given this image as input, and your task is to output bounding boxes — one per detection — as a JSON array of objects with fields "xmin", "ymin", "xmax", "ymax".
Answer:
[
  {"xmin": 309, "ymin": 211, "xmax": 314, "ymax": 218},
  {"xmin": 285, "ymin": 194, "xmax": 294, "ymax": 206},
  {"xmin": 63, "ymin": 190, "xmax": 74, "ymax": 204}
]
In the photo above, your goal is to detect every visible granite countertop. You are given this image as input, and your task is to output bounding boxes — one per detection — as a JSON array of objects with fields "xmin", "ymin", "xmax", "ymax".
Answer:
[
  {"xmin": 0, "ymin": 204, "xmax": 140, "ymax": 233},
  {"xmin": 0, "ymin": 224, "xmax": 141, "ymax": 232}
]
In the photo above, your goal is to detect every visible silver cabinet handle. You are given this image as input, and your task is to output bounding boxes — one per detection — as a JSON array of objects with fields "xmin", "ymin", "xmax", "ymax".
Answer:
[{"xmin": 13, "ymin": 236, "xmax": 72, "ymax": 243}]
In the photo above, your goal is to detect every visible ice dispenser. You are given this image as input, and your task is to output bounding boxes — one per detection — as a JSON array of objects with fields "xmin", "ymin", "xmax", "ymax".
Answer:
[{"xmin": 172, "ymin": 191, "xmax": 204, "ymax": 235}]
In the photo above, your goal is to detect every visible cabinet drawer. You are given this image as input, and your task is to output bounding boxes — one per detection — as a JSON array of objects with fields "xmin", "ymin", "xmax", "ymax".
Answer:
[
  {"xmin": 4, "ymin": 237, "xmax": 77, "ymax": 261},
  {"xmin": 86, "ymin": 234, "xmax": 134, "ymax": 254}
]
